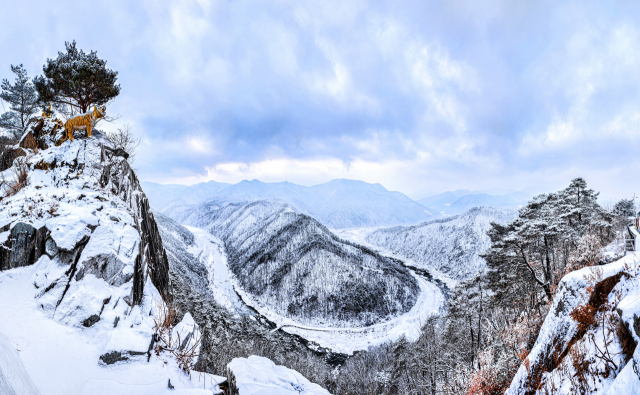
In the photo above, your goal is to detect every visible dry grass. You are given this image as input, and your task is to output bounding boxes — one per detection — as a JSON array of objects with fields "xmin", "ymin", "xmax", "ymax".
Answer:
[
  {"xmin": 2, "ymin": 160, "xmax": 29, "ymax": 197},
  {"xmin": 153, "ymin": 299, "xmax": 204, "ymax": 376}
]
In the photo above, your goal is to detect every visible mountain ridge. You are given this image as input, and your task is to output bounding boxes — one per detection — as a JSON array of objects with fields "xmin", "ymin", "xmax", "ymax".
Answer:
[
  {"xmin": 164, "ymin": 198, "xmax": 422, "ymax": 328},
  {"xmin": 365, "ymin": 206, "xmax": 517, "ymax": 280},
  {"xmin": 144, "ymin": 178, "xmax": 440, "ymax": 229}
]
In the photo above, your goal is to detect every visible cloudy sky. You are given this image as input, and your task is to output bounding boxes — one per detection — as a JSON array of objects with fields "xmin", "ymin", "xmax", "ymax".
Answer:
[{"xmin": 2, "ymin": 0, "xmax": 640, "ymax": 199}]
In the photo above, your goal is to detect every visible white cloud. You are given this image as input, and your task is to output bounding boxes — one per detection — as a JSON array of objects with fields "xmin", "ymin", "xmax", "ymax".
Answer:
[{"xmin": 4, "ymin": 0, "xmax": 640, "ymax": 199}]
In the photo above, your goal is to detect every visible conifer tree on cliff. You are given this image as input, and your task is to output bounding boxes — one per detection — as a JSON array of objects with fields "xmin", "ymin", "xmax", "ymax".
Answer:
[
  {"xmin": 0, "ymin": 64, "xmax": 39, "ymax": 138},
  {"xmin": 34, "ymin": 41, "xmax": 120, "ymax": 118}
]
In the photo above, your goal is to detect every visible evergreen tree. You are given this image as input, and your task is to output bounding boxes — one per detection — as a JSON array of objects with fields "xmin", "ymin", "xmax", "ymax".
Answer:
[
  {"xmin": 34, "ymin": 41, "xmax": 120, "ymax": 116},
  {"xmin": 482, "ymin": 178, "xmax": 612, "ymax": 302},
  {"xmin": 0, "ymin": 64, "xmax": 39, "ymax": 138},
  {"xmin": 613, "ymin": 198, "xmax": 635, "ymax": 218}
]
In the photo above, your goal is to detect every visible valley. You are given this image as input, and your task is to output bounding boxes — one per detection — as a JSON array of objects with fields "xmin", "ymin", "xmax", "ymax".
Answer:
[
  {"xmin": 150, "ymin": 188, "xmax": 519, "ymax": 356},
  {"xmin": 157, "ymin": 205, "xmax": 445, "ymax": 354}
]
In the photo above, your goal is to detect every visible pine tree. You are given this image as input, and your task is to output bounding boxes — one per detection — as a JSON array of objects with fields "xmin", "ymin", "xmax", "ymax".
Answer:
[
  {"xmin": 34, "ymin": 41, "xmax": 120, "ymax": 117},
  {"xmin": 613, "ymin": 199, "xmax": 635, "ymax": 218},
  {"xmin": 0, "ymin": 64, "xmax": 40, "ymax": 138},
  {"xmin": 482, "ymin": 178, "xmax": 612, "ymax": 303}
]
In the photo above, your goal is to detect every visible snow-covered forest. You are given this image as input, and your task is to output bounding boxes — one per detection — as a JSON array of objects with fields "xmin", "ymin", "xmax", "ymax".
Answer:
[
  {"xmin": 366, "ymin": 206, "xmax": 516, "ymax": 280},
  {"xmin": 164, "ymin": 199, "xmax": 421, "ymax": 328}
]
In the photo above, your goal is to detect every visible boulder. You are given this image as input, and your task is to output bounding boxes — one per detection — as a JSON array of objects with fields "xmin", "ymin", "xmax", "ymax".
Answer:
[
  {"xmin": 0, "ymin": 223, "xmax": 48, "ymax": 271},
  {"xmin": 0, "ymin": 146, "xmax": 26, "ymax": 172},
  {"xmin": 79, "ymin": 253, "xmax": 133, "ymax": 287},
  {"xmin": 19, "ymin": 132, "xmax": 37, "ymax": 150},
  {"xmin": 98, "ymin": 350, "xmax": 146, "ymax": 365}
]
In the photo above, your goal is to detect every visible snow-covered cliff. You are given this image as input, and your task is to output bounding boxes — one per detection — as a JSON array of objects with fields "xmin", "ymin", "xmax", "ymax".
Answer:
[
  {"xmin": 506, "ymin": 255, "xmax": 640, "ymax": 394},
  {"xmin": 0, "ymin": 121, "xmax": 223, "ymax": 394}
]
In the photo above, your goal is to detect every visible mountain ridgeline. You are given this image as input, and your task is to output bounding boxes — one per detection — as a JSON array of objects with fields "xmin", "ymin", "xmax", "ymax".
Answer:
[
  {"xmin": 145, "ymin": 178, "xmax": 439, "ymax": 229},
  {"xmin": 366, "ymin": 206, "xmax": 516, "ymax": 280},
  {"xmin": 418, "ymin": 187, "xmax": 544, "ymax": 216},
  {"xmin": 166, "ymin": 199, "xmax": 420, "ymax": 328}
]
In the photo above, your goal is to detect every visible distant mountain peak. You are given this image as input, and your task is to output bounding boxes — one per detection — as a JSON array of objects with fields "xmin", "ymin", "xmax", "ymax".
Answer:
[{"xmin": 146, "ymin": 178, "xmax": 440, "ymax": 229}]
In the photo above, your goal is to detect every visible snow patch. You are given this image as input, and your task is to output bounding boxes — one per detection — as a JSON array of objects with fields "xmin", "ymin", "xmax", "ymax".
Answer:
[{"xmin": 228, "ymin": 355, "xmax": 330, "ymax": 395}]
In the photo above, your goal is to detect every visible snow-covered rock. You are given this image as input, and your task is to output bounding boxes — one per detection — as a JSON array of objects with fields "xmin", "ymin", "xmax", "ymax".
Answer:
[
  {"xmin": 506, "ymin": 254, "xmax": 640, "ymax": 394},
  {"xmin": 227, "ymin": 355, "xmax": 330, "ymax": 395}
]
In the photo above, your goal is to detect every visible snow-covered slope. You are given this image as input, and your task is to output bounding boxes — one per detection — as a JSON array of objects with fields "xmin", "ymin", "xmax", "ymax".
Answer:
[
  {"xmin": 505, "ymin": 255, "xmax": 640, "ymax": 394},
  {"xmin": 158, "ymin": 212, "xmax": 442, "ymax": 355},
  {"xmin": 141, "ymin": 181, "xmax": 230, "ymax": 211},
  {"xmin": 166, "ymin": 199, "xmax": 420, "ymax": 328},
  {"xmin": 0, "ymin": 331, "xmax": 40, "ymax": 395},
  {"xmin": 227, "ymin": 356, "xmax": 330, "ymax": 395},
  {"xmin": 154, "ymin": 178, "xmax": 439, "ymax": 229},
  {"xmin": 0, "ymin": 123, "xmax": 223, "ymax": 394},
  {"xmin": 419, "ymin": 188, "xmax": 542, "ymax": 216},
  {"xmin": 366, "ymin": 206, "xmax": 516, "ymax": 280}
]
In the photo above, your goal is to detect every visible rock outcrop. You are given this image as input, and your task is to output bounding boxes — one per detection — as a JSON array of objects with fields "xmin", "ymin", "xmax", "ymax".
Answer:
[
  {"xmin": 0, "ymin": 223, "xmax": 47, "ymax": 271},
  {"xmin": 0, "ymin": 146, "xmax": 25, "ymax": 172},
  {"xmin": 0, "ymin": 126, "xmax": 172, "ymax": 309},
  {"xmin": 505, "ymin": 257, "xmax": 640, "ymax": 394},
  {"xmin": 98, "ymin": 143, "xmax": 172, "ymax": 304}
]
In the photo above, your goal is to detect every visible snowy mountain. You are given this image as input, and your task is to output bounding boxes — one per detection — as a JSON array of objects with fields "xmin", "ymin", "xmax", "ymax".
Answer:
[
  {"xmin": 148, "ymin": 178, "xmax": 440, "ymax": 229},
  {"xmin": 141, "ymin": 180, "xmax": 230, "ymax": 210},
  {"xmin": 165, "ymin": 198, "xmax": 421, "ymax": 328},
  {"xmin": 419, "ymin": 187, "xmax": 544, "ymax": 216},
  {"xmin": 366, "ymin": 206, "xmax": 517, "ymax": 280},
  {"xmin": 418, "ymin": 189, "xmax": 475, "ymax": 208}
]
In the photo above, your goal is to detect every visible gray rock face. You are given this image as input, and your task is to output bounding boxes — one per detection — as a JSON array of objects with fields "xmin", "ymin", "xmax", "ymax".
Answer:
[
  {"xmin": 80, "ymin": 253, "xmax": 132, "ymax": 287},
  {"xmin": 0, "ymin": 223, "xmax": 47, "ymax": 271},
  {"xmin": 99, "ymin": 146, "xmax": 173, "ymax": 306},
  {"xmin": 0, "ymin": 147, "xmax": 26, "ymax": 172}
]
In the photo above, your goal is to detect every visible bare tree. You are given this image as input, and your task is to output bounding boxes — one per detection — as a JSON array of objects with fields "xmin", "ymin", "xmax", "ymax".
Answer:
[{"xmin": 106, "ymin": 124, "xmax": 140, "ymax": 162}]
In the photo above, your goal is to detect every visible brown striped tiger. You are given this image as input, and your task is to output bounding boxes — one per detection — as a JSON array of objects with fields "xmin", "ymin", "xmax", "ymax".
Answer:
[{"xmin": 59, "ymin": 106, "xmax": 106, "ymax": 144}]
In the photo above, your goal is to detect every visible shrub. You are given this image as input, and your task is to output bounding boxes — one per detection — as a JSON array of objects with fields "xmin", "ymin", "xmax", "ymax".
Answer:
[
  {"xmin": 2, "ymin": 160, "xmax": 28, "ymax": 197},
  {"xmin": 153, "ymin": 299, "xmax": 203, "ymax": 376}
]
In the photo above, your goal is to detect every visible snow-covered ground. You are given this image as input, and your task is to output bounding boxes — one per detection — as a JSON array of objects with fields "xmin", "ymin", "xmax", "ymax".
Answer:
[
  {"xmin": 185, "ymin": 225, "xmax": 443, "ymax": 354},
  {"xmin": 228, "ymin": 355, "xmax": 331, "ymax": 395},
  {"xmin": 0, "ymin": 261, "xmax": 225, "ymax": 395},
  {"xmin": 184, "ymin": 226, "xmax": 253, "ymax": 316},
  {"xmin": 0, "ymin": 331, "xmax": 40, "ymax": 395}
]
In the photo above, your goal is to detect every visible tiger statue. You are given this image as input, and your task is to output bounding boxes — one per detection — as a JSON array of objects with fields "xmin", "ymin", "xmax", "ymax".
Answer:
[
  {"xmin": 59, "ymin": 106, "xmax": 106, "ymax": 144},
  {"xmin": 41, "ymin": 103, "xmax": 53, "ymax": 118}
]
